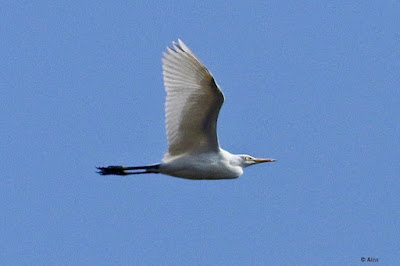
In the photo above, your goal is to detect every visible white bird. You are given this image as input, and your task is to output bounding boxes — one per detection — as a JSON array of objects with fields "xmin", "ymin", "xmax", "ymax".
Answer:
[{"xmin": 97, "ymin": 39, "xmax": 275, "ymax": 180}]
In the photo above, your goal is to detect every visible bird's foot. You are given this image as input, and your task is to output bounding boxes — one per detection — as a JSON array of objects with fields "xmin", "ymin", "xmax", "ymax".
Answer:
[{"xmin": 96, "ymin": 166, "xmax": 128, "ymax": 176}]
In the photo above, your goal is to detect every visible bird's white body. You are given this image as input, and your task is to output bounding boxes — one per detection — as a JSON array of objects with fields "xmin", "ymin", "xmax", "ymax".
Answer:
[
  {"xmin": 97, "ymin": 39, "xmax": 275, "ymax": 180},
  {"xmin": 160, "ymin": 149, "xmax": 243, "ymax": 180}
]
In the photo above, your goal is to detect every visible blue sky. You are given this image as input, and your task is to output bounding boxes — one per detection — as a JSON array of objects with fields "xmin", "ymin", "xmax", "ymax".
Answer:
[{"xmin": 2, "ymin": 1, "xmax": 399, "ymax": 265}]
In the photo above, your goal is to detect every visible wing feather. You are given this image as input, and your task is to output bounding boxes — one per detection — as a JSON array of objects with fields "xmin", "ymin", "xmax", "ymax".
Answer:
[{"xmin": 162, "ymin": 40, "xmax": 224, "ymax": 159}]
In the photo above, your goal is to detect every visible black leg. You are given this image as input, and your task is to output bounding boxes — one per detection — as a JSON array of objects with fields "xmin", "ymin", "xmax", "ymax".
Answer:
[{"xmin": 96, "ymin": 164, "xmax": 160, "ymax": 176}]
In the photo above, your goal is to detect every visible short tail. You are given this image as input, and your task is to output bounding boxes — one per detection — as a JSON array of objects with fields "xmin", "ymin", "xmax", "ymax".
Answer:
[{"xmin": 96, "ymin": 164, "xmax": 160, "ymax": 176}]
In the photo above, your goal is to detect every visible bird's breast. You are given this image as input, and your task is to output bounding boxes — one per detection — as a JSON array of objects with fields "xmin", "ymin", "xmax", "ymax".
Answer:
[{"xmin": 159, "ymin": 153, "xmax": 242, "ymax": 180}]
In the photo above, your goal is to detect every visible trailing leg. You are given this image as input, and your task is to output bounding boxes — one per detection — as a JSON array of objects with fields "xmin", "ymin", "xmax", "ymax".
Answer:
[{"xmin": 96, "ymin": 164, "xmax": 160, "ymax": 176}]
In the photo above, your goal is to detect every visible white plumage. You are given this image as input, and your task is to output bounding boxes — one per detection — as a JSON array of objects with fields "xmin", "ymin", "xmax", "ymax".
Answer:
[
  {"xmin": 97, "ymin": 39, "xmax": 275, "ymax": 180},
  {"xmin": 162, "ymin": 40, "xmax": 223, "ymax": 158}
]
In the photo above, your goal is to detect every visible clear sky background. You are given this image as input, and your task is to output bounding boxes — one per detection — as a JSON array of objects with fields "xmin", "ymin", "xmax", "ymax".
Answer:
[{"xmin": 1, "ymin": 1, "xmax": 399, "ymax": 265}]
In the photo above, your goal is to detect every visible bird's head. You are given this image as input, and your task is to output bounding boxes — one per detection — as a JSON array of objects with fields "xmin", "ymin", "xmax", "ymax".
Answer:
[{"xmin": 238, "ymin": 154, "xmax": 276, "ymax": 168}]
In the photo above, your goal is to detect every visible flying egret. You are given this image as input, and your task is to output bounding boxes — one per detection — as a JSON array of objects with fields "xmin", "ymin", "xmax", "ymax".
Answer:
[{"xmin": 97, "ymin": 39, "xmax": 275, "ymax": 180}]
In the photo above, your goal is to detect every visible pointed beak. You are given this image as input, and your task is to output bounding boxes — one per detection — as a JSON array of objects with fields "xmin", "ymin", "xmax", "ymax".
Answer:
[{"xmin": 253, "ymin": 158, "xmax": 276, "ymax": 163}]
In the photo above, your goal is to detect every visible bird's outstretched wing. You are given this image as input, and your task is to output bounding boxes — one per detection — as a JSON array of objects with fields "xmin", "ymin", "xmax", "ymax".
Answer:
[{"xmin": 162, "ymin": 39, "xmax": 224, "ymax": 158}]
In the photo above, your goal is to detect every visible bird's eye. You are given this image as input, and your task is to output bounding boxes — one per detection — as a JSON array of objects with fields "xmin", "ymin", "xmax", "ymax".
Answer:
[{"xmin": 245, "ymin": 156, "xmax": 252, "ymax": 161}]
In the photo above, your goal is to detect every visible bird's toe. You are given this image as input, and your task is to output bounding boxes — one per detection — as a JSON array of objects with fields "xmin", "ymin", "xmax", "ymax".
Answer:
[{"xmin": 96, "ymin": 166, "xmax": 126, "ymax": 175}]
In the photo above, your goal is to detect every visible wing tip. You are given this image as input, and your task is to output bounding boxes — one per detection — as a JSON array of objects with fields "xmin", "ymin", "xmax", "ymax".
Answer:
[{"xmin": 164, "ymin": 39, "xmax": 192, "ymax": 55}]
